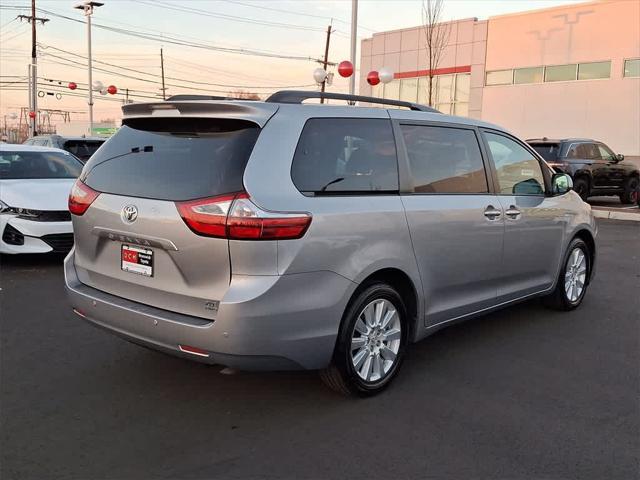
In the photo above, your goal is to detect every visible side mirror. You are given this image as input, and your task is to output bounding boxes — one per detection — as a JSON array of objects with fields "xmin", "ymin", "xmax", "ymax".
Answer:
[
  {"xmin": 552, "ymin": 173, "xmax": 573, "ymax": 195},
  {"xmin": 616, "ymin": 153, "xmax": 624, "ymax": 162}
]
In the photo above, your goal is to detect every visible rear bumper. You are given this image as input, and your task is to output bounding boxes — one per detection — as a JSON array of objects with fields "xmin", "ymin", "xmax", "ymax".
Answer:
[{"xmin": 64, "ymin": 250, "xmax": 356, "ymax": 370}]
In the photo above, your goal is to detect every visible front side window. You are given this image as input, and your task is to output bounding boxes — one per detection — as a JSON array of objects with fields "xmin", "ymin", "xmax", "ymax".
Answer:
[
  {"xmin": 484, "ymin": 132, "xmax": 545, "ymax": 195},
  {"xmin": 401, "ymin": 125, "xmax": 488, "ymax": 194},
  {"xmin": 0, "ymin": 150, "xmax": 82, "ymax": 179},
  {"xmin": 291, "ymin": 118, "xmax": 398, "ymax": 194},
  {"xmin": 596, "ymin": 143, "xmax": 616, "ymax": 161}
]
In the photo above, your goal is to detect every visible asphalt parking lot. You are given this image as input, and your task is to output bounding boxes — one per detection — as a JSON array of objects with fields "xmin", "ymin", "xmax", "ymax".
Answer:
[{"xmin": 1, "ymin": 220, "xmax": 638, "ymax": 480}]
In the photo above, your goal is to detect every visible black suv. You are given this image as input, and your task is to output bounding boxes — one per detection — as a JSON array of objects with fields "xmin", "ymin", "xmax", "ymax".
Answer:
[
  {"xmin": 24, "ymin": 135, "xmax": 106, "ymax": 162},
  {"xmin": 527, "ymin": 138, "xmax": 639, "ymax": 204}
]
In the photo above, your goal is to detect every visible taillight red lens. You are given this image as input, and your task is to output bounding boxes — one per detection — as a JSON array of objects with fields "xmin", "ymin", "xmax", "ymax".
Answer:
[
  {"xmin": 175, "ymin": 192, "xmax": 311, "ymax": 240},
  {"xmin": 175, "ymin": 193, "xmax": 236, "ymax": 238},
  {"xmin": 68, "ymin": 179, "xmax": 100, "ymax": 216}
]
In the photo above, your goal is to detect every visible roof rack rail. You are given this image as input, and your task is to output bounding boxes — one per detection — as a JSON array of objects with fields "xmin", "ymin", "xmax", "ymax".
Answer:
[
  {"xmin": 265, "ymin": 90, "xmax": 440, "ymax": 113},
  {"xmin": 166, "ymin": 94, "xmax": 259, "ymax": 102}
]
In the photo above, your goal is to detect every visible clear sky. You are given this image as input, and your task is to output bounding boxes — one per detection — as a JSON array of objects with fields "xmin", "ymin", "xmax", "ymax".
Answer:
[{"xmin": 0, "ymin": 0, "xmax": 584, "ymax": 124}]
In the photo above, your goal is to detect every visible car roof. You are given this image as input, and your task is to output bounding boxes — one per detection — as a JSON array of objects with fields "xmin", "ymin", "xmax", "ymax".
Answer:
[
  {"xmin": 30, "ymin": 135, "xmax": 106, "ymax": 141},
  {"xmin": 123, "ymin": 98, "xmax": 507, "ymax": 133},
  {"xmin": 526, "ymin": 138, "xmax": 596, "ymax": 143},
  {"xmin": 0, "ymin": 144, "xmax": 70, "ymax": 153}
]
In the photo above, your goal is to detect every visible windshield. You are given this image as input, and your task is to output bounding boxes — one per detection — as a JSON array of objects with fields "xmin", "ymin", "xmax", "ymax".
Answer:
[
  {"xmin": 529, "ymin": 143, "xmax": 560, "ymax": 162},
  {"xmin": 81, "ymin": 118, "xmax": 260, "ymax": 201},
  {"xmin": 0, "ymin": 150, "xmax": 82, "ymax": 179}
]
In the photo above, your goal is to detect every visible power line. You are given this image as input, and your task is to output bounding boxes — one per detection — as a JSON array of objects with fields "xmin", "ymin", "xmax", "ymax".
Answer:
[
  {"xmin": 219, "ymin": 0, "xmax": 378, "ymax": 32},
  {"xmin": 132, "ymin": 0, "xmax": 327, "ymax": 33},
  {"xmin": 37, "ymin": 43, "xmax": 317, "ymax": 90}
]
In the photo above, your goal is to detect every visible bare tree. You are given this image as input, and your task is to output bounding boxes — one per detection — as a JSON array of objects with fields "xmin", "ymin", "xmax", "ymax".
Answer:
[
  {"xmin": 422, "ymin": 0, "xmax": 451, "ymax": 107},
  {"xmin": 228, "ymin": 90, "xmax": 261, "ymax": 100}
]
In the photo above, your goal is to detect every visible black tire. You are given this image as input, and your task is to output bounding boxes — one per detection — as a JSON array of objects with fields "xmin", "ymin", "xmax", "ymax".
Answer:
[
  {"xmin": 320, "ymin": 283, "xmax": 409, "ymax": 396},
  {"xmin": 543, "ymin": 238, "xmax": 590, "ymax": 311},
  {"xmin": 619, "ymin": 176, "xmax": 639, "ymax": 205},
  {"xmin": 572, "ymin": 177, "xmax": 590, "ymax": 202}
]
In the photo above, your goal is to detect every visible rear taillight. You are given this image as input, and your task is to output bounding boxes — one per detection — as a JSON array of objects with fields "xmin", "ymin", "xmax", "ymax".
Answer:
[
  {"xmin": 176, "ymin": 192, "xmax": 311, "ymax": 240},
  {"xmin": 68, "ymin": 179, "xmax": 100, "ymax": 216}
]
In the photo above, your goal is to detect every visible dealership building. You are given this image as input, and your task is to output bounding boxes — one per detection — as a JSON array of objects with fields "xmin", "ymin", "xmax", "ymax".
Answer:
[{"xmin": 359, "ymin": 0, "xmax": 640, "ymax": 155}]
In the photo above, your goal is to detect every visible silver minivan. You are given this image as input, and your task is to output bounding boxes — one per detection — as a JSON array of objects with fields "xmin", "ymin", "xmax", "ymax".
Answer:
[{"xmin": 65, "ymin": 91, "xmax": 596, "ymax": 395}]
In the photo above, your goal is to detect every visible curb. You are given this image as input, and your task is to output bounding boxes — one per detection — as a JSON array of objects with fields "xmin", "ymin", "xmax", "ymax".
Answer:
[{"xmin": 592, "ymin": 208, "xmax": 640, "ymax": 222}]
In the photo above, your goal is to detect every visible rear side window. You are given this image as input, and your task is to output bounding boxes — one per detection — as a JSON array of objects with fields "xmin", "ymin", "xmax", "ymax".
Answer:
[
  {"xmin": 291, "ymin": 118, "xmax": 398, "ymax": 194},
  {"xmin": 63, "ymin": 140, "xmax": 104, "ymax": 161},
  {"xmin": 82, "ymin": 118, "xmax": 260, "ymax": 201},
  {"xmin": 529, "ymin": 143, "xmax": 560, "ymax": 162},
  {"xmin": 400, "ymin": 125, "xmax": 488, "ymax": 194}
]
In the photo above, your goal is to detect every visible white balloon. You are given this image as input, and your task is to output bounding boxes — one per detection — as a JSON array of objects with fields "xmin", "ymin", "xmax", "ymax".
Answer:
[
  {"xmin": 379, "ymin": 67, "xmax": 394, "ymax": 84},
  {"xmin": 313, "ymin": 67, "xmax": 327, "ymax": 84},
  {"xmin": 99, "ymin": 88, "xmax": 108, "ymax": 95},
  {"xmin": 92, "ymin": 80, "xmax": 104, "ymax": 92},
  {"xmin": 9, "ymin": 113, "xmax": 17, "ymax": 120}
]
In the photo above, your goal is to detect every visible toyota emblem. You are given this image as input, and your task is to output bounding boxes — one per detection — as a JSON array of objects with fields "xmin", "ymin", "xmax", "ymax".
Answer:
[{"xmin": 121, "ymin": 204, "xmax": 138, "ymax": 224}]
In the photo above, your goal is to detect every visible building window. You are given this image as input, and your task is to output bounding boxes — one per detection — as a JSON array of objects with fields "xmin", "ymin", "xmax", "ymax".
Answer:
[
  {"xmin": 544, "ymin": 64, "xmax": 577, "ymax": 82},
  {"xmin": 514, "ymin": 66, "xmax": 543, "ymax": 84},
  {"xmin": 486, "ymin": 69, "xmax": 513, "ymax": 86},
  {"xmin": 624, "ymin": 58, "xmax": 640, "ymax": 78},
  {"xmin": 383, "ymin": 80, "xmax": 400, "ymax": 101},
  {"xmin": 577, "ymin": 61, "xmax": 610, "ymax": 80},
  {"xmin": 399, "ymin": 78, "xmax": 418, "ymax": 103}
]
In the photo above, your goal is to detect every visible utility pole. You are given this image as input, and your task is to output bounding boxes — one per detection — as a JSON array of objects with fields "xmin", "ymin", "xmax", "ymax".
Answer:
[
  {"xmin": 349, "ymin": 0, "xmax": 358, "ymax": 95},
  {"xmin": 320, "ymin": 25, "xmax": 332, "ymax": 104},
  {"xmin": 160, "ymin": 48, "xmax": 167, "ymax": 100},
  {"xmin": 74, "ymin": 1, "xmax": 103, "ymax": 135},
  {"xmin": 18, "ymin": 0, "xmax": 48, "ymax": 137}
]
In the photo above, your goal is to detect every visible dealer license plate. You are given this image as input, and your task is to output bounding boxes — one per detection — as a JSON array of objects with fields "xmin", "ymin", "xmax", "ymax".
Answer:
[{"xmin": 121, "ymin": 244, "xmax": 153, "ymax": 277}]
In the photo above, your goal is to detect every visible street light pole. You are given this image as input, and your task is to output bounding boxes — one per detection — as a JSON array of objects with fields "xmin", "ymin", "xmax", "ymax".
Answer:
[
  {"xmin": 349, "ymin": 0, "xmax": 358, "ymax": 95},
  {"xmin": 74, "ymin": 1, "xmax": 103, "ymax": 135}
]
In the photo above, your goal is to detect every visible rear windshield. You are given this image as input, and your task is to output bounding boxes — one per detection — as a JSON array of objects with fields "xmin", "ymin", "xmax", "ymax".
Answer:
[
  {"xmin": 82, "ymin": 118, "xmax": 260, "ymax": 201},
  {"xmin": 529, "ymin": 143, "xmax": 560, "ymax": 162},
  {"xmin": 63, "ymin": 140, "xmax": 105, "ymax": 161},
  {"xmin": 0, "ymin": 150, "xmax": 82, "ymax": 179}
]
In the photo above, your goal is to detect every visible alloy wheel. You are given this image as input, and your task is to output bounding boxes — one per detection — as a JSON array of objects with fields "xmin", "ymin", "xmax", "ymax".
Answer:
[
  {"xmin": 564, "ymin": 247, "xmax": 587, "ymax": 302},
  {"xmin": 350, "ymin": 299, "xmax": 402, "ymax": 382}
]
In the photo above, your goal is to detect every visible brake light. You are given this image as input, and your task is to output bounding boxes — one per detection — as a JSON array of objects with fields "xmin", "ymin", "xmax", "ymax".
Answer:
[
  {"xmin": 175, "ymin": 192, "xmax": 311, "ymax": 240},
  {"xmin": 68, "ymin": 179, "xmax": 100, "ymax": 216}
]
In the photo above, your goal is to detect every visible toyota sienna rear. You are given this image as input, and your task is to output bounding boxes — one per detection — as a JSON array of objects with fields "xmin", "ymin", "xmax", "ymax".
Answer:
[{"xmin": 65, "ymin": 91, "xmax": 597, "ymax": 395}]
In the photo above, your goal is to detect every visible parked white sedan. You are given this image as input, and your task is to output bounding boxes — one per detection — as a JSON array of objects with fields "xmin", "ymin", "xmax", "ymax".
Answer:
[{"xmin": 0, "ymin": 144, "xmax": 82, "ymax": 254}]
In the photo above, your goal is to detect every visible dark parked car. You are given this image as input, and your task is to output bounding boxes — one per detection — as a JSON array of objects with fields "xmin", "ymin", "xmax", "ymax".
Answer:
[
  {"xmin": 24, "ymin": 135, "xmax": 106, "ymax": 162},
  {"xmin": 527, "ymin": 138, "xmax": 639, "ymax": 203}
]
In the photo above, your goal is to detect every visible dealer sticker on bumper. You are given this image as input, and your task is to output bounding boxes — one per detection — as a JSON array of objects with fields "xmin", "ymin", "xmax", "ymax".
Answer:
[{"xmin": 121, "ymin": 244, "xmax": 153, "ymax": 277}]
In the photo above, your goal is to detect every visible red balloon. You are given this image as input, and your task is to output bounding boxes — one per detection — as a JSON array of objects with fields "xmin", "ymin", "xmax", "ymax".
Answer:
[
  {"xmin": 338, "ymin": 60, "xmax": 354, "ymax": 78},
  {"xmin": 28, "ymin": 111, "xmax": 36, "ymax": 119},
  {"xmin": 367, "ymin": 71, "xmax": 380, "ymax": 86},
  {"xmin": 107, "ymin": 85, "xmax": 117, "ymax": 95},
  {"xmin": 68, "ymin": 82, "xmax": 77, "ymax": 90}
]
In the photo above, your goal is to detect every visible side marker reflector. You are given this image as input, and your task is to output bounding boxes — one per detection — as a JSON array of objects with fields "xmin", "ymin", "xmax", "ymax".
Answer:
[{"xmin": 179, "ymin": 344, "xmax": 210, "ymax": 357}]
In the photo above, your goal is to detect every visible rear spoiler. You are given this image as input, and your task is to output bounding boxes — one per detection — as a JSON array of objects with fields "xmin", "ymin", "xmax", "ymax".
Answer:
[{"xmin": 121, "ymin": 101, "xmax": 279, "ymax": 128}]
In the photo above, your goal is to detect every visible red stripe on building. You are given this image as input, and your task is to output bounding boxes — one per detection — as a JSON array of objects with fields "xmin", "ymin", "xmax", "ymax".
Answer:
[{"xmin": 394, "ymin": 65, "xmax": 471, "ymax": 79}]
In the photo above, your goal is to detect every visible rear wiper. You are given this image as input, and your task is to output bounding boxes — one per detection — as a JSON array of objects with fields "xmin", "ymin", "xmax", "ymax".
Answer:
[
  {"xmin": 83, "ymin": 146, "xmax": 154, "ymax": 176},
  {"xmin": 320, "ymin": 177, "xmax": 344, "ymax": 192}
]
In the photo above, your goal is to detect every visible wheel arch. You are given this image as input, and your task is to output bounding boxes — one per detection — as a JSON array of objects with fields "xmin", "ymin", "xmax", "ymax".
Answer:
[{"xmin": 354, "ymin": 268, "xmax": 420, "ymax": 342}]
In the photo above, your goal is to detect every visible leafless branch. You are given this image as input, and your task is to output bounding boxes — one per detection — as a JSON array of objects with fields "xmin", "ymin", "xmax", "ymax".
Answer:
[{"xmin": 422, "ymin": 0, "xmax": 451, "ymax": 106}]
